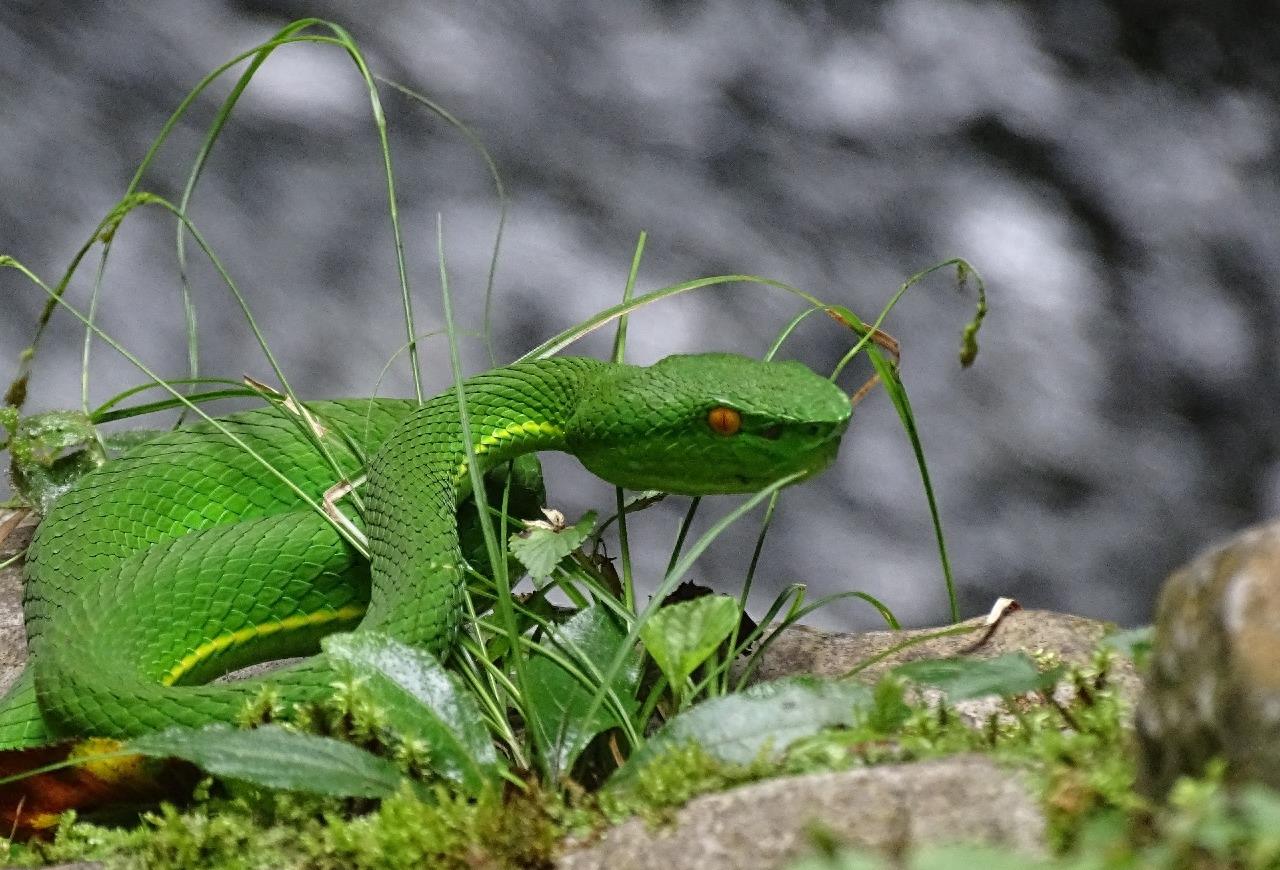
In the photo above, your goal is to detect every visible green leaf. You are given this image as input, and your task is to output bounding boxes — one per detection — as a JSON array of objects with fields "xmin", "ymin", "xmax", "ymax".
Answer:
[
  {"xmin": 323, "ymin": 632, "xmax": 500, "ymax": 794},
  {"xmin": 525, "ymin": 604, "xmax": 640, "ymax": 779},
  {"xmin": 612, "ymin": 676, "xmax": 873, "ymax": 785},
  {"xmin": 1239, "ymin": 784, "xmax": 1280, "ymax": 832},
  {"xmin": 912, "ymin": 843, "xmax": 1052, "ymax": 870},
  {"xmin": 508, "ymin": 511, "xmax": 596, "ymax": 582},
  {"xmin": 787, "ymin": 850, "xmax": 882, "ymax": 870},
  {"xmin": 640, "ymin": 595, "xmax": 740, "ymax": 689},
  {"xmin": 891, "ymin": 653, "xmax": 1063, "ymax": 701},
  {"xmin": 127, "ymin": 725, "xmax": 403, "ymax": 798},
  {"xmin": 1102, "ymin": 626, "xmax": 1153, "ymax": 665}
]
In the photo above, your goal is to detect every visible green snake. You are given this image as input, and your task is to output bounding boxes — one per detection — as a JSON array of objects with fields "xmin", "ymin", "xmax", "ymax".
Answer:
[{"xmin": 0, "ymin": 353, "xmax": 850, "ymax": 748}]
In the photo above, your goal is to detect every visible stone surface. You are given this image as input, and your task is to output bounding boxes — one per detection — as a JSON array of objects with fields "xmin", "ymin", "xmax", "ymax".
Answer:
[
  {"xmin": 741, "ymin": 608, "xmax": 1142, "ymax": 720},
  {"xmin": 0, "ymin": 508, "xmax": 35, "ymax": 697},
  {"xmin": 1138, "ymin": 519, "xmax": 1280, "ymax": 796},
  {"xmin": 558, "ymin": 756, "xmax": 1045, "ymax": 870}
]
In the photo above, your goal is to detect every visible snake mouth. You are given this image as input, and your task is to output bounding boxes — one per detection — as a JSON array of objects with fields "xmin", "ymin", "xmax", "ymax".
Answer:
[
  {"xmin": 699, "ymin": 433, "xmax": 845, "ymax": 493},
  {"xmin": 793, "ymin": 430, "xmax": 844, "ymax": 481}
]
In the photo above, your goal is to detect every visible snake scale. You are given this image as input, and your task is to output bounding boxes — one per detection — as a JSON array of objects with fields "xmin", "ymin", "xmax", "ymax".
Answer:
[{"xmin": 0, "ymin": 353, "xmax": 850, "ymax": 748}]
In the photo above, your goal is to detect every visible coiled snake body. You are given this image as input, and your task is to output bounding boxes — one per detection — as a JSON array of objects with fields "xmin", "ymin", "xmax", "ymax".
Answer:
[{"xmin": 0, "ymin": 354, "xmax": 850, "ymax": 748}]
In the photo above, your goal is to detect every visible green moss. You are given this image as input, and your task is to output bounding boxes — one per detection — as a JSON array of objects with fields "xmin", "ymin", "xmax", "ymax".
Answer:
[
  {"xmin": 9, "ymin": 784, "xmax": 562, "ymax": 870},
  {"xmin": 600, "ymin": 646, "xmax": 1146, "ymax": 862},
  {"xmin": 3, "ymin": 670, "xmax": 566, "ymax": 869},
  {"xmin": 324, "ymin": 783, "xmax": 561, "ymax": 869},
  {"xmin": 597, "ymin": 741, "xmax": 779, "ymax": 825},
  {"xmin": 779, "ymin": 649, "xmax": 1144, "ymax": 851},
  {"xmin": 15, "ymin": 645, "xmax": 1280, "ymax": 869}
]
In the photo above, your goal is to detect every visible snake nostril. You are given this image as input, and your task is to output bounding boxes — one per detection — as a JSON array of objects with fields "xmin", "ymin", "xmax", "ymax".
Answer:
[{"xmin": 760, "ymin": 425, "xmax": 782, "ymax": 440}]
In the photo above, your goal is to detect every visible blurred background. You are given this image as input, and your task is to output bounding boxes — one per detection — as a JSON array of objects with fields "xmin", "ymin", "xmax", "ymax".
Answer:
[{"xmin": 2, "ymin": 1, "xmax": 1277, "ymax": 631}]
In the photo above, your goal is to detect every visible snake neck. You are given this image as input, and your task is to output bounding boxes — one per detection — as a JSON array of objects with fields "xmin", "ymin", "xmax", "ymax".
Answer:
[{"xmin": 359, "ymin": 357, "xmax": 609, "ymax": 645}]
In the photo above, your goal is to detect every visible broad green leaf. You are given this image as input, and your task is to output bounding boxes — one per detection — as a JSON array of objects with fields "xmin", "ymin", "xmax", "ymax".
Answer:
[
  {"xmin": 127, "ymin": 725, "xmax": 402, "ymax": 798},
  {"xmin": 525, "ymin": 604, "xmax": 640, "ymax": 778},
  {"xmin": 612, "ymin": 676, "xmax": 873, "ymax": 785},
  {"xmin": 323, "ymin": 632, "xmax": 500, "ymax": 794},
  {"xmin": 509, "ymin": 510, "xmax": 596, "ymax": 582},
  {"xmin": 640, "ymin": 594, "xmax": 740, "ymax": 689},
  {"xmin": 891, "ymin": 653, "xmax": 1062, "ymax": 701}
]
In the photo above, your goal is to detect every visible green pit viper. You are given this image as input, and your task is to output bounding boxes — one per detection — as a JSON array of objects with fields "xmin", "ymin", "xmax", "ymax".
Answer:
[{"xmin": 0, "ymin": 353, "xmax": 850, "ymax": 748}]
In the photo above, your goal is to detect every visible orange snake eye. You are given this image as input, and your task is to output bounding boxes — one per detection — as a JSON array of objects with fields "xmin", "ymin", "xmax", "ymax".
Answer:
[{"xmin": 707, "ymin": 406, "xmax": 741, "ymax": 436}]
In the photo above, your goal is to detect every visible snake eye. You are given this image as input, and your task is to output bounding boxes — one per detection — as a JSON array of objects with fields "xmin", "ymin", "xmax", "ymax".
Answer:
[{"xmin": 707, "ymin": 406, "xmax": 741, "ymax": 436}]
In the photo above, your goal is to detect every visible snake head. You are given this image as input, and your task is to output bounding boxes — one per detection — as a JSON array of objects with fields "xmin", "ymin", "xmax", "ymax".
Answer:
[{"xmin": 567, "ymin": 353, "xmax": 851, "ymax": 496}]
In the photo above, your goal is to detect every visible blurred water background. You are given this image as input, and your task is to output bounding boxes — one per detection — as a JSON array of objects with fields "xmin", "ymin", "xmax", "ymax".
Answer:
[{"xmin": 2, "ymin": 1, "xmax": 1277, "ymax": 630}]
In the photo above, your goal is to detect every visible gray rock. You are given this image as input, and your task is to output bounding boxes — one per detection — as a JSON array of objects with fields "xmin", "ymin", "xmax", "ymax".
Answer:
[
  {"xmin": 558, "ymin": 756, "xmax": 1045, "ymax": 870},
  {"xmin": 742, "ymin": 608, "xmax": 1142, "ymax": 720},
  {"xmin": 214, "ymin": 658, "xmax": 305, "ymax": 683},
  {"xmin": 1138, "ymin": 519, "xmax": 1280, "ymax": 797},
  {"xmin": 0, "ymin": 508, "xmax": 35, "ymax": 696},
  {"xmin": 0, "ymin": 509, "xmax": 36, "ymax": 556}
]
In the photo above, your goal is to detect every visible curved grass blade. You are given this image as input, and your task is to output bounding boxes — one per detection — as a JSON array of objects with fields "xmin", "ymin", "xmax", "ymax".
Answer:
[
  {"xmin": 611, "ymin": 230, "xmax": 647, "ymax": 610},
  {"xmin": 378, "ymin": 76, "xmax": 511, "ymax": 368},
  {"xmin": 435, "ymin": 215, "xmax": 551, "ymax": 774},
  {"xmin": 0, "ymin": 256, "xmax": 369, "ymax": 556},
  {"xmin": 866, "ymin": 344, "xmax": 959, "ymax": 621},
  {"xmin": 169, "ymin": 20, "xmax": 343, "ymax": 404},
  {"xmin": 514, "ymin": 274, "xmax": 833, "ymax": 364}
]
